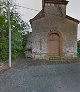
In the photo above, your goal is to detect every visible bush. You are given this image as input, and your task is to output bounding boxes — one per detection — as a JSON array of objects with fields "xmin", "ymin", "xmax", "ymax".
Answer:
[{"xmin": 77, "ymin": 48, "xmax": 80, "ymax": 57}]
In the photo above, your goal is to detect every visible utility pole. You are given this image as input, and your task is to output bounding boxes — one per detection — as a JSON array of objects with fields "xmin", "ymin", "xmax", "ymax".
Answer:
[{"xmin": 7, "ymin": 0, "xmax": 12, "ymax": 67}]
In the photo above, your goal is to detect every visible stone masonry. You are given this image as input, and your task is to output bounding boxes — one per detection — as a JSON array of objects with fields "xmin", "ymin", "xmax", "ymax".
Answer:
[{"xmin": 27, "ymin": 0, "xmax": 79, "ymax": 60}]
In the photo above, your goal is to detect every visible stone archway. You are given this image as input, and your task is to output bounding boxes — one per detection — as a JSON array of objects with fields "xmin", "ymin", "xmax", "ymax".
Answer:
[{"xmin": 47, "ymin": 32, "xmax": 63, "ymax": 57}]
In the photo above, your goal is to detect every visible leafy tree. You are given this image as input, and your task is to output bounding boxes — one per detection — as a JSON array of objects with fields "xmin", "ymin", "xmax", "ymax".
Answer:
[
  {"xmin": 77, "ymin": 40, "xmax": 80, "ymax": 57},
  {"xmin": 22, "ymin": 34, "xmax": 28, "ymax": 49},
  {"xmin": 0, "ymin": 1, "xmax": 30, "ymax": 61},
  {"xmin": 77, "ymin": 40, "xmax": 80, "ymax": 48}
]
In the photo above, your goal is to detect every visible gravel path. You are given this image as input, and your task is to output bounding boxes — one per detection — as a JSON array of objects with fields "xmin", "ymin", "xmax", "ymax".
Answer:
[{"xmin": 0, "ymin": 59, "xmax": 80, "ymax": 92}]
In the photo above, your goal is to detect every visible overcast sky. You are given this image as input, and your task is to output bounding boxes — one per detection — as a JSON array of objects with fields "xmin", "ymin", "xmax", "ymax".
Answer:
[{"xmin": 15, "ymin": 0, "xmax": 80, "ymax": 39}]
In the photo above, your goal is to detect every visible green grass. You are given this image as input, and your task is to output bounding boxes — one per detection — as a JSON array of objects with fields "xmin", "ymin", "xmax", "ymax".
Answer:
[
  {"xmin": 48, "ymin": 56, "xmax": 80, "ymax": 64},
  {"xmin": 49, "ymin": 56, "xmax": 63, "ymax": 61}
]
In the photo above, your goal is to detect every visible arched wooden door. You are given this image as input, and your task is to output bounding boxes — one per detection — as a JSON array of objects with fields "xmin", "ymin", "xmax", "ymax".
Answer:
[{"xmin": 48, "ymin": 33, "xmax": 60, "ymax": 56}]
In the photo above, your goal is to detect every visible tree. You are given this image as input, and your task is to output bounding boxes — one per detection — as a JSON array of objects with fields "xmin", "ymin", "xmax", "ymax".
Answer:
[
  {"xmin": 0, "ymin": 1, "xmax": 30, "ymax": 61},
  {"xmin": 77, "ymin": 40, "xmax": 80, "ymax": 57}
]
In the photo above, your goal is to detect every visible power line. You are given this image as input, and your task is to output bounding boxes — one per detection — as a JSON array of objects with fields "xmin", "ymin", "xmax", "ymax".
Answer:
[
  {"xmin": 13, "ymin": 4, "xmax": 40, "ymax": 12},
  {"xmin": 2, "ymin": 0, "xmax": 40, "ymax": 12},
  {"xmin": 10, "ymin": 0, "xmax": 40, "ymax": 11},
  {"xmin": 9, "ymin": 0, "xmax": 40, "ymax": 11}
]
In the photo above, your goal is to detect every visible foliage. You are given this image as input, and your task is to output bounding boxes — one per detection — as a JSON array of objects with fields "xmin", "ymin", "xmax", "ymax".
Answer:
[
  {"xmin": 77, "ymin": 40, "xmax": 80, "ymax": 57},
  {"xmin": 0, "ymin": 2, "xmax": 30, "ymax": 61},
  {"xmin": 77, "ymin": 40, "xmax": 80, "ymax": 48},
  {"xmin": 22, "ymin": 34, "xmax": 28, "ymax": 49}
]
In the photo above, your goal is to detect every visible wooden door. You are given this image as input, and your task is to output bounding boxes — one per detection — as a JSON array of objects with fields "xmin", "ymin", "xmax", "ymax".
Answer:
[{"xmin": 48, "ymin": 33, "xmax": 60, "ymax": 56}]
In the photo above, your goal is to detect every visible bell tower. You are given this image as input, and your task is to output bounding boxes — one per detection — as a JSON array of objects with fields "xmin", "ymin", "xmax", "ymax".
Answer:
[
  {"xmin": 42, "ymin": 0, "xmax": 69, "ymax": 17},
  {"xmin": 42, "ymin": 0, "xmax": 68, "ymax": 6}
]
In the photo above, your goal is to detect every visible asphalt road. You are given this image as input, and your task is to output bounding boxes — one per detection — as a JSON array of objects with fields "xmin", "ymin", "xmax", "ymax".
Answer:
[{"xmin": 0, "ymin": 59, "xmax": 80, "ymax": 92}]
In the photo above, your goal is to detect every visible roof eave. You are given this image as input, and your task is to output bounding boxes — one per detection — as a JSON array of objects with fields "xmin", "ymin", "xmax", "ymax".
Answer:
[{"xmin": 66, "ymin": 15, "xmax": 80, "ymax": 24}]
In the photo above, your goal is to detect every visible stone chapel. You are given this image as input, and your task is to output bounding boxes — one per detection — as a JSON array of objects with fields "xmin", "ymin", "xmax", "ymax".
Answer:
[{"xmin": 26, "ymin": 0, "xmax": 79, "ymax": 59}]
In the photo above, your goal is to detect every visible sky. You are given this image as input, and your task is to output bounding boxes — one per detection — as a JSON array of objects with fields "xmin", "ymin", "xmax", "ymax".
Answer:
[{"xmin": 15, "ymin": 0, "xmax": 80, "ymax": 40}]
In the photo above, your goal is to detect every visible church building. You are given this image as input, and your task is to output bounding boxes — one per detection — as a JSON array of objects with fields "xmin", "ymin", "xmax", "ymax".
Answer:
[{"xmin": 27, "ymin": 0, "xmax": 79, "ymax": 59}]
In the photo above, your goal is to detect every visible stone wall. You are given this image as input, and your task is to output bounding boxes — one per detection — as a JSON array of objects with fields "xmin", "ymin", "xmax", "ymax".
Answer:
[
  {"xmin": 25, "ymin": 32, "xmax": 32, "ymax": 58},
  {"xmin": 25, "ymin": 32, "xmax": 32, "ymax": 49},
  {"xmin": 31, "ymin": 4, "xmax": 78, "ymax": 59}
]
